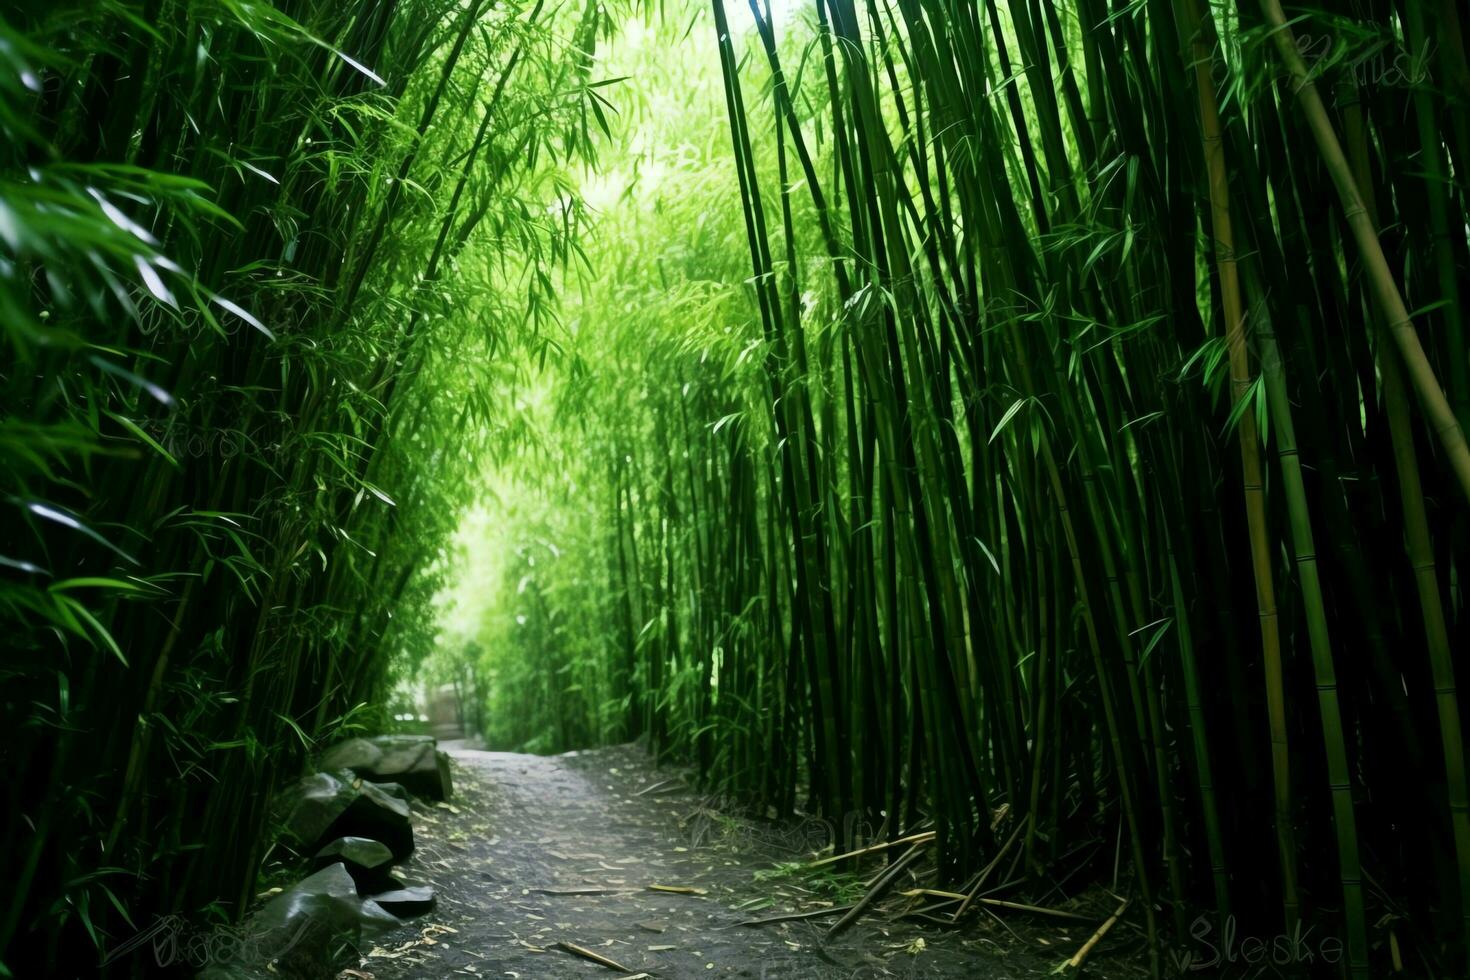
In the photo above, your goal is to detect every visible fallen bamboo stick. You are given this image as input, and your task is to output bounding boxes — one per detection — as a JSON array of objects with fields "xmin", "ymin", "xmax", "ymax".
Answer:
[
  {"xmin": 1065, "ymin": 897, "xmax": 1129, "ymax": 970},
  {"xmin": 825, "ymin": 842, "xmax": 928, "ymax": 941},
  {"xmin": 531, "ymin": 887, "xmax": 617, "ymax": 896},
  {"xmin": 805, "ymin": 831, "xmax": 936, "ymax": 869},
  {"xmin": 555, "ymin": 941, "xmax": 635, "ymax": 973},
  {"xmin": 646, "ymin": 884, "xmax": 706, "ymax": 895},
  {"xmin": 954, "ymin": 823, "xmax": 1025, "ymax": 922},
  {"xmin": 902, "ymin": 902, "xmax": 967, "ymax": 922},
  {"xmin": 734, "ymin": 905, "xmax": 853, "ymax": 928},
  {"xmin": 978, "ymin": 898, "xmax": 1097, "ymax": 923},
  {"xmin": 899, "ymin": 888, "xmax": 967, "ymax": 902}
]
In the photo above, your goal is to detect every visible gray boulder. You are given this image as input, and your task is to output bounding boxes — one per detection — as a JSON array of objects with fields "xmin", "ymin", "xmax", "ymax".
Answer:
[
  {"xmin": 311, "ymin": 836, "xmax": 397, "ymax": 893},
  {"xmin": 242, "ymin": 864, "xmax": 399, "ymax": 979},
  {"xmin": 372, "ymin": 780, "xmax": 411, "ymax": 802},
  {"xmin": 278, "ymin": 770, "xmax": 414, "ymax": 859},
  {"xmin": 320, "ymin": 735, "xmax": 453, "ymax": 801},
  {"xmin": 368, "ymin": 884, "xmax": 435, "ymax": 917}
]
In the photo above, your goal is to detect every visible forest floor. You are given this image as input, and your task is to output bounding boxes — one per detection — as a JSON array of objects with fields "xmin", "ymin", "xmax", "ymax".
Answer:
[{"xmin": 352, "ymin": 744, "xmax": 1150, "ymax": 979}]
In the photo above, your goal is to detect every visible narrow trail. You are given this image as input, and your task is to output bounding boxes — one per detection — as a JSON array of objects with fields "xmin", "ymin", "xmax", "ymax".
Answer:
[{"xmin": 360, "ymin": 744, "xmax": 1069, "ymax": 979}]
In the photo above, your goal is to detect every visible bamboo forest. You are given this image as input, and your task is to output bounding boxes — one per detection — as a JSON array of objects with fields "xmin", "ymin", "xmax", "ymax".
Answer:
[{"xmin": 3, "ymin": 0, "xmax": 1470, "ymax": 976}]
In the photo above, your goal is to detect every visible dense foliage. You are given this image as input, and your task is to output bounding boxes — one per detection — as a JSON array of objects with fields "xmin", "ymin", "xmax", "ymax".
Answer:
[
  {"xmin": 4, "ymin": 0, "xmax": 1469, "ymax": 976},
  {"xmin": 438, "ymin": 0, "xmax": 1470, "ymax": 976},
  {"xmin": 0, "ymin": 0, "xmax": 608, "ymax": 973}
]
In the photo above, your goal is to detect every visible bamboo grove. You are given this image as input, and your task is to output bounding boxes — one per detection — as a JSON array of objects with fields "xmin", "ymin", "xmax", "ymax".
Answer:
[
  {"xmin": 449, "ymin": 0, "xmax": 1470, "ymax": 975},
  {"xmin": 0, "ymin": 0, "xmax": 611, "ymax": 974},
  {"xmin": 3, "ymin": 0, "xmax": 1469, "ymax": 976}
]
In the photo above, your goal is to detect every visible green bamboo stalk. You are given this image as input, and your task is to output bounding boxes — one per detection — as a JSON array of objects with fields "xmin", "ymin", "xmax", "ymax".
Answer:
[
  {"xmin": 1256, "ymin": 0, "xmax": 1470, "ymax": 502},
  {"xmin": 1255, "ymin": 296, "xmax": 1369, "ymax": 978},
  {"xmin": 1177, "ymin": 0, "xmax": 1300, "ymax": 934},
  {"xmin": 1342, "ymin": 95, "xmax": 1470, "ymax": 968}
]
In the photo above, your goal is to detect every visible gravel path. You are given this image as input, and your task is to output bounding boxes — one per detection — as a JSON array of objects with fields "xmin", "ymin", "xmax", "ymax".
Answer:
[{"xmin": 355, "ymin": 744, "xmax": 1116, "ymax": 979}]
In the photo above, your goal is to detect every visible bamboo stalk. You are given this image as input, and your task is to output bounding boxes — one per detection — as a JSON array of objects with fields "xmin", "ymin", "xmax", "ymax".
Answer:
[
  {"xmin": 1255, "ymin": 0, "xmax": 1470, "ymax": 502},
  {"xmin": 1342, "ymin": 93, "xmax": 1470, "ymax": 967},
  {"xmin": 1256, "ymin": 299, "xmax": 1369, "ymax": 977},
  {"xmin": 1177, "ymin": 0, "xmax": 1300, "ymax": 935}
]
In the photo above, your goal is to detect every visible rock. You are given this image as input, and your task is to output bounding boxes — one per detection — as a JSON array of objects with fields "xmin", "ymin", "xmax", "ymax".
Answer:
[
  {"xmin": 243, "ymin": 864, "xmax": 400, "ymax": 979},
  {"xmin": 368, "ymin": 884, "xmax": 435, "ymax": 917},
  {"xmin": 279, "ymin": 769, "xmax": 414, "ymax": 859},
  {"xmin": 436, "ymin": 749, "xmax": 454, "ymax": 800},
  {"xmin": 349, "ymin": 780, "xmax": 414, "ymax": 858},
  {"xmin": 311, "ymin": 837, "xmax": 396, "ymax": 893},
  {"xmin": 253, "ymin": 863, "xmax": 401, "ymax": 933},
  {"xmin": 373, "ymin": 780, "xmax": 411, "ymax": 802},
  {"xmin": 278, "ymin": 771, "xmax": 353, "ymax": 848},
  {"xmin": 318, "ymin": 737, "xmax": 382, "ymax": 776},
  {"xmin": 319, "ymin": 735, "xmax": 453, "ymax": 801}
]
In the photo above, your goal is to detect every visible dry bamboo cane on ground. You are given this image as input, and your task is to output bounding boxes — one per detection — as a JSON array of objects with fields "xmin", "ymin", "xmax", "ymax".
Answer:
[
  {"xmin": 805, "ymin": 831, "xmax": 937, "ymax": 869},
  {"xmin": 954, "ymin": 823, "xmax": 1025, "ymax": 921},
  {"xmin": 1065, "ymin": 897, "xmax": 1130, "ymax": 971},
  {"xmin": 735, "ymin": 905, "xmax": 854, "ymax": 928},
  {"xmin": 555, "ymin": 940, "xmax": 636, "ymax": 973},
  {"xmin": 825, "ymin": 841, "xmax": 929, "ymax": 940}
]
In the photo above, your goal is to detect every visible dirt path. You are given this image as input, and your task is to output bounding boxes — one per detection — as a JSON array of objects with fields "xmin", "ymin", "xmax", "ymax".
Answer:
[{"xmin": 356, "ymin": 744, "xmax": 1121, "ymax": 979}]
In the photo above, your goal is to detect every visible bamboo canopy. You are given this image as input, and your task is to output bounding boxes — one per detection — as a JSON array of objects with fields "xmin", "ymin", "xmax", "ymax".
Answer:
[{"xmin": 1, "ymin": 0, "xmax": 1467, "ymax": 976}]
